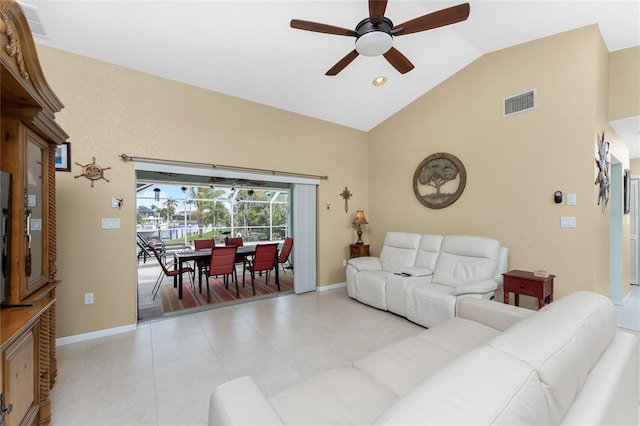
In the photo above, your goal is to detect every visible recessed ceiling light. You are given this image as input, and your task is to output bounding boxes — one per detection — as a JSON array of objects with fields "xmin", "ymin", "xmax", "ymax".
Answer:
[{"xmin": 373, "ymin": 76, "xmax": 387, "ymax": 86}]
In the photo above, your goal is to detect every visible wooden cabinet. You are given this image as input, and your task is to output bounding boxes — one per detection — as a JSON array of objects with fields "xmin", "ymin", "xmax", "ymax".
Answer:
[
  {"xmin": 1, "ymin": 1, "xmax": 68, "ymax": 424},
  {"xmin": 5, "ymin": 329, "xmax": 36, "ymax": 426},
  {"xmin": 1, "ymin": 122, "xmax": 54, "ymax": 302},
  {"xmin": 502, "ymin": 270, "xmax": 555, "ymax": 309},
  {"xmin": 349, "ymin": 244, "xmax": 369, "ymax": 259}
]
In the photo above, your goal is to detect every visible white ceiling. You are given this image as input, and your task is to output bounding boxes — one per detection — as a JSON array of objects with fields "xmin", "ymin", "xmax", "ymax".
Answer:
[{"xmin": 22, "ymin": 1, "xmax": 640, "ymax": 153}]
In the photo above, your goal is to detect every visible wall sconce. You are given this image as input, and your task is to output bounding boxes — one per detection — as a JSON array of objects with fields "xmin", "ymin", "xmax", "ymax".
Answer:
[{"xmin": 352, "ymin": 210, "xmax": 368, "ymax": 245}]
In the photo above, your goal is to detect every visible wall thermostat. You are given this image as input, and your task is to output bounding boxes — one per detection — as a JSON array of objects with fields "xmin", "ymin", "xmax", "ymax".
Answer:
[{"xmin": 554, "ymin": 191, "xmax": 562, "ymax": 204}]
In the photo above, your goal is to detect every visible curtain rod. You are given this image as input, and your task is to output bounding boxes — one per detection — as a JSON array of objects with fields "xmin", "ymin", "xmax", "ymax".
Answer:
[{"xmin": 119, "ymin": 153, "xmax": 328, "ymax": 181}]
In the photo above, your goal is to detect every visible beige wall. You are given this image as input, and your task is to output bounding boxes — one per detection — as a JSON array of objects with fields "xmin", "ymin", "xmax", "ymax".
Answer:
[
  {"xmin": 368, "ymin": 25, "xmax": 630, "ymax": 306},
  {"xmin": 37, "ymin": 46, "xmax": 368, "ymax": 337},
  {"xmin": 38, "ymin": 23, "xmax": 636, "ymax": 338},
  {"xmin": 609, "ymin": 46, "xmax": 640, "ymax": 121}
]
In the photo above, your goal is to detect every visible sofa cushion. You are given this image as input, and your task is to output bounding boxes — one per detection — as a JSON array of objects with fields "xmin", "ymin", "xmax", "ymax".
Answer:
[
  {"xmin": 379, "ymin": 232, "xmax": 422, "ymax": 271},
  {"xmin": 416, "ymin": 317, "xmax": 502, "ymax": 354},
  {"xmin": 269, "ymin": 366, "xmax": 396, "ymax": 425},
  {"xmin": 432, "ymin": 235, "xmax": 500, "ymax": 287},
  {"xmin": 561, "ymin": 330, "xmax": 639, "ymax": 425},
  {"xmin": 414, "ymin": 234, "xmax": 443, "ymax": 271},
  {"xmin": 488, "ymin": 291, "xmax": 616, "ymax": 424},
  {"xmin": 354, "ymin": 317, "xmax": 501, "ymax": 396},
  {"xmin": 374, "ymin": 346, "xmax": 549, "ymax": 425}
]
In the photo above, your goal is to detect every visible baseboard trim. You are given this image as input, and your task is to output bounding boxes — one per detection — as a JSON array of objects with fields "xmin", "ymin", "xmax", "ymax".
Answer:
[
  {"xmin": 317, "ymin": 282, "xmax": 346, "ymax": 292},
  {"xmin": 56, "ymin": 323, "xmax": 137, "ymax": 346},
  {"xmin": 56, "ymin": 284, "xmax": 347, "ymax": 345}
]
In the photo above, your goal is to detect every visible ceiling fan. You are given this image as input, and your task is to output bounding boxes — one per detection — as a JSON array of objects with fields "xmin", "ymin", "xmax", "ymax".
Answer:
[{"xmin": 290, "ymin": 0, "xmax": 470, "ymax": 76}]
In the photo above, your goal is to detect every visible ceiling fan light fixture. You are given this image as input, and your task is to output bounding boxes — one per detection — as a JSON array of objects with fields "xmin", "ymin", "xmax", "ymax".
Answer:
[
  {"xmin": 373, "ymin": 76, "xmax": 387, "ymax": 86},
  {"xmin": 355, "ymin": 31, "xmax": 392, "ymax": 56}
]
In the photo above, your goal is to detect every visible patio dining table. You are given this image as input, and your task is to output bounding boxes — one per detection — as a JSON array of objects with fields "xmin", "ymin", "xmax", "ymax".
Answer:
[{"xmin": 173, "ymin": 244, "xmax": 279, "ymax": 299}]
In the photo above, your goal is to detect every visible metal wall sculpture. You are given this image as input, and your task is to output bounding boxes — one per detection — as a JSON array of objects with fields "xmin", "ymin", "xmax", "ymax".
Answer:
[
  {"xmin": 413, "ymin": 152, "xmax": 466, "ymax": 209},
  {"xmin": 594, "ymin": 131, "xmax": 610, "ymax": 211}
]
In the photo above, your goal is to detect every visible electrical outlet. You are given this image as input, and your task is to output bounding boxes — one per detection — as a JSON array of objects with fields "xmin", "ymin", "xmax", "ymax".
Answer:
[{"xmin": 84, "ymin": 293, "xmax": 94, "ymax": 304}]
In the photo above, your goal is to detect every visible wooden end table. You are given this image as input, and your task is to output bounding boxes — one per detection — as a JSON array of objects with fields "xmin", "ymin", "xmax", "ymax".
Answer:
[
  {"xmin": 349, "ymin": 244, "xmax": 369, "ymax": 259},
  {"xmin": 502, "ymin": 269, "xmax": 554, "ymax": 309}
]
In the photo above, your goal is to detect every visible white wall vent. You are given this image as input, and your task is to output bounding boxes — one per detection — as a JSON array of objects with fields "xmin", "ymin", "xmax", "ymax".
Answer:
[
  {"xmin": 503, "ymin": 89, "xmax": 536, "ymax": 117},
  {"xmin": 18, "ymin": 2, "xmax": 48, "ymax": 38}
]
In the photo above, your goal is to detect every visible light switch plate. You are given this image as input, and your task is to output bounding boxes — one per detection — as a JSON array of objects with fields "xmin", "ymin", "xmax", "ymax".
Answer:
[
  {"xmin": 567, "ymin": 194, "xmax": 577, "ymax": 205},
  {"xmin": 101, "ymin": 218, "xmax": 121, "ymax": 229}
]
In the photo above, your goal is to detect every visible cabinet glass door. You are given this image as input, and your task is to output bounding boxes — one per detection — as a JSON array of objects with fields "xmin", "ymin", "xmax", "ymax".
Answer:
[{"xmin": 26, "ymin": 133, "xmax": 47, "ymax": 291}]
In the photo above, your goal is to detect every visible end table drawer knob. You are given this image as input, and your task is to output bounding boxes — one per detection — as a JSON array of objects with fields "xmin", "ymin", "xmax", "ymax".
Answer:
[{"xmin": 520, "ymin": 284, "xmax": 525, "ymax": 289}]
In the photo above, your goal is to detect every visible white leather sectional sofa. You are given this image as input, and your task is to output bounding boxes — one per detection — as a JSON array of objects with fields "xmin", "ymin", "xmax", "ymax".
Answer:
[
  {"xmin": 346, "ymin": 232, "xmax": 509, "ymax": 327},
  {"xmin": 209, "ymin": 291, "xmax": 639, "ymax": 425}
]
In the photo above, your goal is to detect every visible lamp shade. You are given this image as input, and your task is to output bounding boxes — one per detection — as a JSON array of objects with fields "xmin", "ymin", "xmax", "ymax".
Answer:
[{"xmin": 352, "ymin": 210, "xmax": 368, "ymax": 225}]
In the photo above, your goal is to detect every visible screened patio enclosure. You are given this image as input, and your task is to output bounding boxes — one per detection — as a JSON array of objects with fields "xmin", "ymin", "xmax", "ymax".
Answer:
[
  {"xmin": 136, "ymin": 173, "xmax": 292, "ymax": 246},
  {"xmin": 134, "ymin": 162, "xmax": 318, "ymax": 296}
]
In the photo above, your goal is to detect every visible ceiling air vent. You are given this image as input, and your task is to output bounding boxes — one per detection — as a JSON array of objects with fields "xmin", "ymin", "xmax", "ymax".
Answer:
[
  {"xmin": 503, "ymin": 89, "xmax": 536, "ymax": 117},
  {"xmin": 18, "ymin": 2, "xmax": 48, "ymax": 38}
]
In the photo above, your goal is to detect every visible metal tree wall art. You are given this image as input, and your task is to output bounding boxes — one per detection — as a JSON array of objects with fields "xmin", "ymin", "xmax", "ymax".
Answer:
[
  {"xmin": 594, "ymin": 131, "xmax": 610, "ymax": 211},
  {"xmin": 413, "ymin": 152, "xmax": 466, "ymax": 209}
]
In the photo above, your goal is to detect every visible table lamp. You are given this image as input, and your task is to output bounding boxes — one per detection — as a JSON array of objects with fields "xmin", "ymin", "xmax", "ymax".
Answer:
[{"xmin": 352, "ymin": 210, "xmax": 368, "ymax": 245}]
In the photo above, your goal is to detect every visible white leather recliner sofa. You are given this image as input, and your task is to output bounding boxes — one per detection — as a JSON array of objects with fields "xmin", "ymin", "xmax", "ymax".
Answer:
[
  {"xmin": 209, "ymin": 291, "xmax": 639, "ymax": 425},
  {"xmin": 346, "ymin": 232, "xmax": 509, "ymax": 327}
]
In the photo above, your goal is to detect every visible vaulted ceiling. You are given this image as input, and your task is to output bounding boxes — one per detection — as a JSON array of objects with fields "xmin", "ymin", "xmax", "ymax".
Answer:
[{"xmin": 23, "ymin": 1, "xmax": 640, "ymax": 154}]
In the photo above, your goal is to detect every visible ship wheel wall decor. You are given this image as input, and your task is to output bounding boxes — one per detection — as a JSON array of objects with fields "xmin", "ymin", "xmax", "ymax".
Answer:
[
  {"xmin": 413, "ymin": 152, "xmax": 466, "ymax": 209},
  {"xmin": 75, "ymin": 157, "xmax": 111, "ymax": 187}
]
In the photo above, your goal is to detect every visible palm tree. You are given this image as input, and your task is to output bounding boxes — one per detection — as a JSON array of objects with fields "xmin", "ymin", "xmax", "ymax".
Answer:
[
  {"xmin": 189, "ymin": 186, "xmax": 217, "ymax": 237},
  {"xmin": 163, "ymin": 198, "xmax": 177, "ymax": 222},
  {"xmin": 204, "ymin": 191, "xmax": 231, "ymax": 239}
]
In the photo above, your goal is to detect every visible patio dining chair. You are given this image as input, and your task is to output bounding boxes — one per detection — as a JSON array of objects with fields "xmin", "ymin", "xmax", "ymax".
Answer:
[
  {"xmin": 194, "ymin": 238, "xmax": 215, "ymax": 287},
  {"xmin": 204, "ymin": 246, "xmax": 238, "ymax": 301},
  {"xmin": 278, "ymin": 237, "xmax": 293, "ymax": 273},
  {"xmin": 225, "ymin": 237, "xmax": 245, "ymax": 282},
  {"xmin": 243, "ymin": 243, "xmax": 279, "ymax": 295},
  {"xmin": 149, "ymin": 244, "xmax": 194, "ymax": 300}
]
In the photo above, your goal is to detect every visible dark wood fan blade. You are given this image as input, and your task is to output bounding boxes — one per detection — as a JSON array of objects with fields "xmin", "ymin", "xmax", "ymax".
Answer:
[
  {"xmin": 383, "ymin": 47, "xmax": 414, "ymax": 74},
  {"xmin": 393, "ymin": 3, "xmax": 470, "ymax": 36},
  {"xmin": 290, "ymin": 19, "xmax": 357, "ymax": 37},
  {"xmin": 326, "ymin": 50, "xmax": 360, "ymax": 76},
  {"xmin": 369, "ymin": 0, "xmax": 388, "ymax": 25}
]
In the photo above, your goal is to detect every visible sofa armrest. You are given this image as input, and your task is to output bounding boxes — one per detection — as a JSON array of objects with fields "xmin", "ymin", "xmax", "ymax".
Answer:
[
  {"xmin": 347, "ymin": 256, "xmax": 382, "ymax": 271},
  {"xmin": 452, "ymin": 279, "xmax": 498, "ymax": 296},
  {"xmin": 457, "ymin": 298, "xmax": 534, "ymax": 331},
  {"xmin": 209, "ymin": 376, "xmax": 284, "ymax": 426}
]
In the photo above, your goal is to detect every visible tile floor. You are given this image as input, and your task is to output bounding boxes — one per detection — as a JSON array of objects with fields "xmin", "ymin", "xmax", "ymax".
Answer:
[
  {"xmin": 50, "ymin": 286, "xmax": 640, "ymax": 426},
  {"xmin": 616, "ymin": 284, "xmax": 640, "ymax": 331},
  {"xmin": 51, "ymin": 287, "xmax": 423, "ymax": 425}
]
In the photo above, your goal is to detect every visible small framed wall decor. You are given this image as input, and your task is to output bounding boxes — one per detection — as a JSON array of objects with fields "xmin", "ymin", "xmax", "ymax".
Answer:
[{"xmin": 55, "ymin": 142, "xmax": 71, "ymax": 172}]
